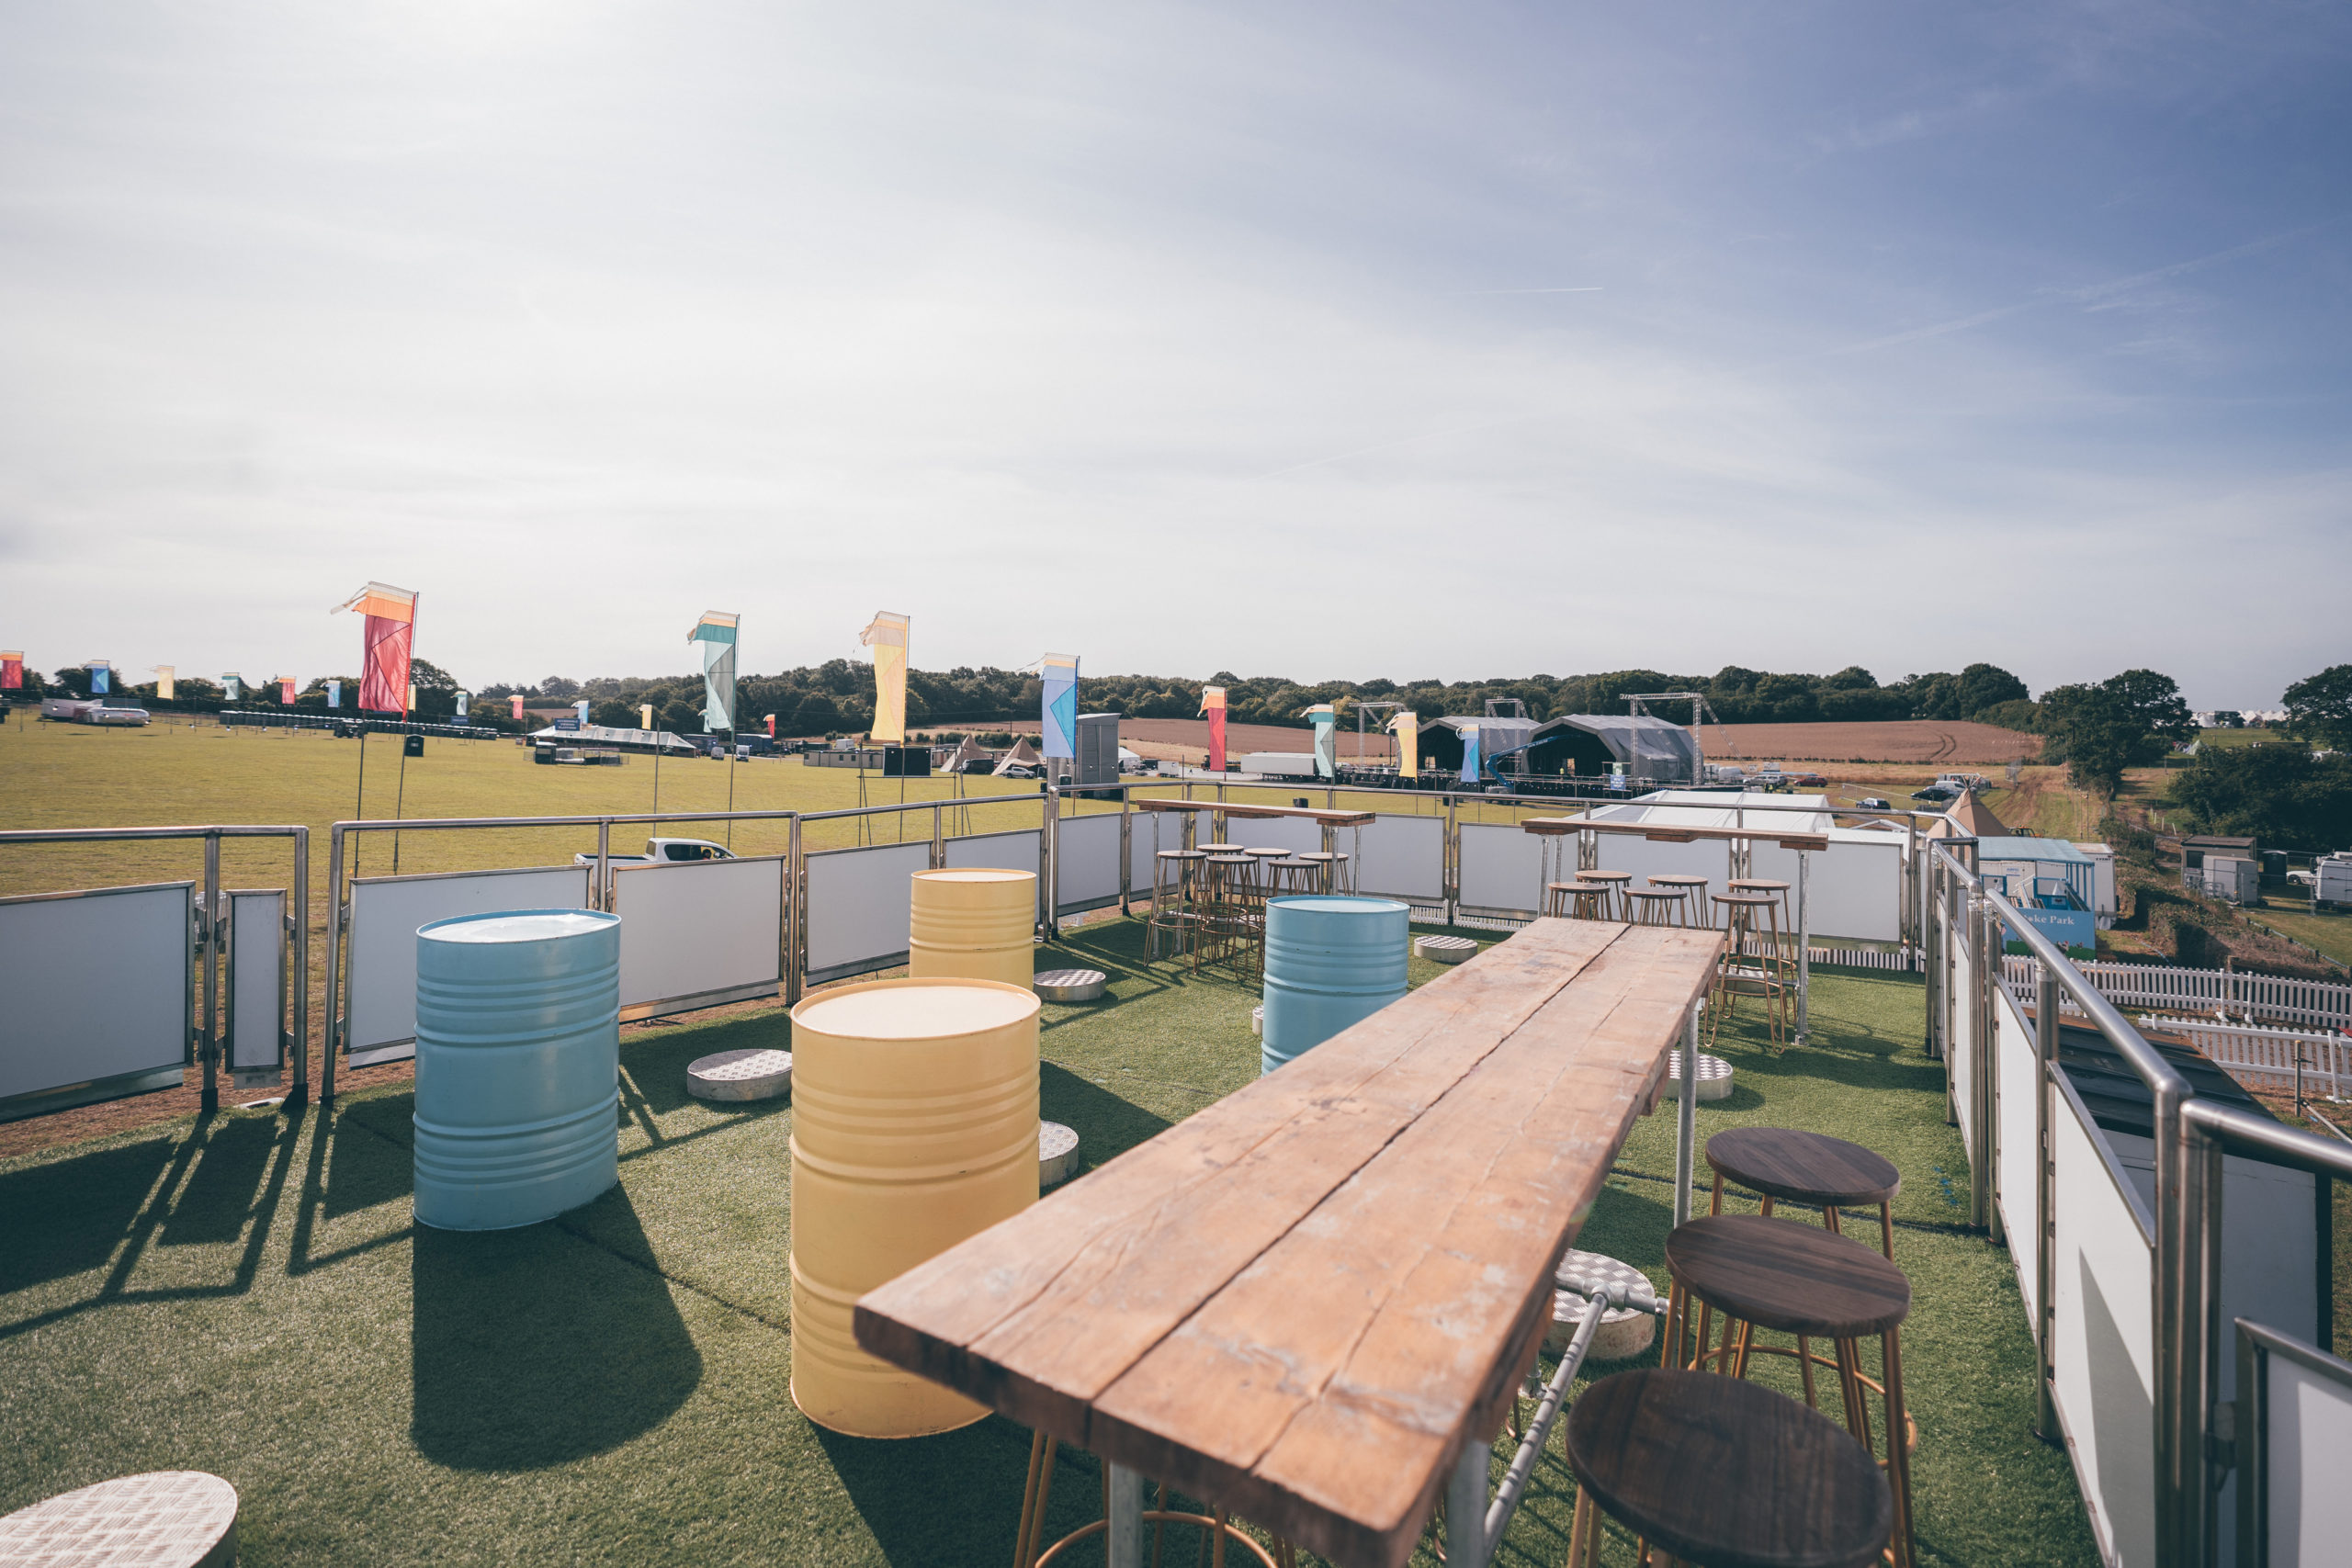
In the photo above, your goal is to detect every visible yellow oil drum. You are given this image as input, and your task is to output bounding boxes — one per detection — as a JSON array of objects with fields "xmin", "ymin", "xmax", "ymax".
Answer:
[
  {"xmin": 788, "ymin": 977, "xmax": 1040, "ymax": 1437},
  {"xmin": 908, "ymin": 868, "xmax": 1036, "ymax": 988}
]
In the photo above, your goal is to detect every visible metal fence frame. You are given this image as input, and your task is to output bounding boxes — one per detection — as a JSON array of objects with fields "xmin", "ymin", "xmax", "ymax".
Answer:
[{"xmin": 0, "ymin": 824, "xmax": 310, "ymax": 1113}]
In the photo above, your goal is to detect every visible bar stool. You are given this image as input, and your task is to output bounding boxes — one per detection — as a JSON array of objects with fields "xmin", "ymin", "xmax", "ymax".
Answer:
[
  {"xmin": 1012, "ymin": 1431, "xmax": 1291, "ymax": 1568},
  {"xmin": 1295, "ymin": 851, "xmax": 1346, "ymax": 894},
  {"xmin": 1544, "ymin": 880, "xmax": 1612, "ymax": 920},
  {"xmin": 1242, "ymin": 846, "xmax": 1289, "ymax": 884},
  {"xmin": 1265, "ymin": 859, "xmax": 1322, "ymax": 897},
  {"xmin": 1707, "ymin": 892, "xmax": 1790, "ymax": 1049},
  {"xmin": 1578, "ymin": 868, "xmax": 1634, "ymax": 920},
  {"xmin": 1705, "ymin": 1126, "xmax": 1901, "ymax": 1258},
  {"xmin": 1564, "ymin": 1368, "xmax": 1891, "ymax": 1568},
  {"xmin": 1660, "ymin": 1215, "xmax": 1917, "ymax": 1568},
  {"xmin": 1648, "ymin": 873, "xmax": 1710, "ymax": 928},
  {"xmin": 1728, "ymin": 877, "xmax": 1792, "ymax": 971},
  {"xmin": 1148, "ymin": 849, "xmax": 1208, "ymax": 964},
  {"xmin": 1624, "ymin": 887, "xmax": 1687, "ymax": 928},
  {"xmin": 1201, "ymin": 852, "xmax": 1264, "ymax": 976}
]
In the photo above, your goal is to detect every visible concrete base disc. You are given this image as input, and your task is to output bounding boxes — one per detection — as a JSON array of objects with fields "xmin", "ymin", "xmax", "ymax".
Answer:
[
  {"xmin": 1414, "ymin": 934, "xmax": 1476, "ymax": 964},
  {"xmin": 1548, "ymin": 1250, "xmax": 1657, "ymax": 1361},
  {"xmin": 687, "ymin": 1048, "xmax": 794, "ymax": 1102},
  {"xmin": 1251, "ymin": 1005, "xmax": 1263, "ymax": 1037},
  {"xmin": 1039, "ymin": 1121, "xmax": 1080, "ymax": 1189},
  {"xmin": 1662, "ymin": 1050, "xmax": 1734, "ymax": 1102},
  {"xmin": 0, "ymin": 1471, "xmax": 239, "ymax": 1568},
  {"xmin": 1035, "ymin": 968, "xmax": 1108, "ymax": 1002}
]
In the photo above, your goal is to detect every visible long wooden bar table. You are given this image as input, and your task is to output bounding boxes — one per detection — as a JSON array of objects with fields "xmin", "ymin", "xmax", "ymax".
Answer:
[{"xmin": 855, "ymin": 918, "xmax": 1723, "ymax": 1568}]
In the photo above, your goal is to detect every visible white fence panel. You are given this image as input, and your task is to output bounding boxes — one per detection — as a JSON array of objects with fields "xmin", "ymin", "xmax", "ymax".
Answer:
[
  {"xmin": 1751, "ymin": 837, "xmax": 1905, "ymax": 943},
  {"xmin": 1949, "ymin": 910, "xmax": 1977, "ymax": 1153},
  {"xmin": 805, "ymin": 842, "xmax": 932, "ymax": 983},
  {"xmin": 2007, "ymin": 955, "xmax": 2352, "ymax": 1032},
  {"xmin": 1356, "ymin": 813, "xmax": 1445, "ymax": 903},
  {"xmin": 2260, "ymin": 1338, "xmax": 2352, "ymax": 1563},
  {"xmin": 1589, "ymin": 835, "xmax": 1737, "ymax": 900},
  {"xmin": 227, "ymin": 889, "xmax": 286, "ymax": 1072},
  {"xmin": 944, "ymin": 829, "xmax": 1041, "ymax": 874},
  {"xmin": 1224, "ymin": 816, "xmax": 1324, "ymax": 856},
  {"xmin": 1458, "ymin": 822, "xmax": 1546, "ymax": 913},
  {"xmin": 1056, "ymin": 813, "xmax": 1121, "ymax": 914},
  {"xmin": 2050, "ymin": 1082, "xmax": 2155, "ymax": 1568},
  {"xmin": 1993, "ymin": 984, "xmax": 2043, "ymax": 1325},
  {"xmin": 611, "ymin": 854, "xmax": 784, "ymax": 1020},
  {"xmin": 2135, "ymin": 1016, "xmax": 2352, "ymax": 1100},
  {"xmin": 1130, "ymin": 811, "xmax": 1186, "ymax": 894},
  {"xmin": 0, "ymin": 882, "xmax": 192, "ymax": 1115},
  {"xmin": 345, "ymin": 864, "xmax": 592, "ymax": 1066}
]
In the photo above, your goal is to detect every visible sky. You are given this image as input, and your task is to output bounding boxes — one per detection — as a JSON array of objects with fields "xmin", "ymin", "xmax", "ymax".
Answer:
[{"xmin": 2, "ymin": 2, "xmax": 2347, "ymax": 707}]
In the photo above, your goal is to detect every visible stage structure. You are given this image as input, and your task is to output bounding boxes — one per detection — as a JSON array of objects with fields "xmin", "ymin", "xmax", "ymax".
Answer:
[{"xmin": 859, "ymin": 612, "xmax": 908, "ymax": 744}]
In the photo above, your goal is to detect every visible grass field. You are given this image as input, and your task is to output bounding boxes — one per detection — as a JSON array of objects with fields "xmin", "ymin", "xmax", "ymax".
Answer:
[{"xmin": 0, "ymin": 918, "xmax": 2097, "ymax": 1568}]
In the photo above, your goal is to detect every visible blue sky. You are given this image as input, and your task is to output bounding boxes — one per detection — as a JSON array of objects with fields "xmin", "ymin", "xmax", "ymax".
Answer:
[{"xmin": 2, "ymin": 2, "xmax": 2346, "ymax": 705}]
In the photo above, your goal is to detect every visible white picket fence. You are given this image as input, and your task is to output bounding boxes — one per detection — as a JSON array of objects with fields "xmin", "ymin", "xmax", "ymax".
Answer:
[
  {"xmin": 2002, "ymin": 954, "xmax": 2352, "ymax": 1032},
  {"xmin": 2135, "ymin": 1014, "xmax": 2352, "ymax": 1100}
]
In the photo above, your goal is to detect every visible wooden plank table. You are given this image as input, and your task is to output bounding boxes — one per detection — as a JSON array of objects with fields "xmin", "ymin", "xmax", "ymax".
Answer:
[
  {"xmin": 1132, "ymin": 797, "xmax": 1378, "ymax": 828},
  {"xmin": 855, "ymin": 918, "xmax": 1723, "ymax": 1568}
]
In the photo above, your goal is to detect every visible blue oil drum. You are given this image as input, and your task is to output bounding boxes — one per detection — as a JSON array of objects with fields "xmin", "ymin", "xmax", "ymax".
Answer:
[
  {"xmin": 1261, "ymin": 895, "xmax": 1409, "ymax": 1074},
  {"xmin": 412, "ymin": 908, "xmax": 622, "ymax": 1230}
]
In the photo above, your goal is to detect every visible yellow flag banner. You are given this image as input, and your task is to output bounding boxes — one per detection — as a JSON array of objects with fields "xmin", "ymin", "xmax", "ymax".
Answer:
[
  {"xmin": 1388, "ymin": 710, "xmax": 1419, "ymax": 780},
  {"xmin": 639, "ymin": 704, "xmax": 653, "ymax": 730},
  {"xmin": 152, "ymin": 665, "xmax": 175, "ymax": 701},
  {"xmin": 859, "ymin": 612, "xmax": 910, "ymax": 744}
]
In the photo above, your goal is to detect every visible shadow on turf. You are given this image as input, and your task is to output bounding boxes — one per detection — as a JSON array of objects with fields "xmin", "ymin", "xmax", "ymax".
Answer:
[
  {"xmin": 411, "ymin": 1190, "xmax": 702, "ymax": 1471},
  {"xmin": 815, "ymin": 1417, "xmax": 1102, "ymax": 1568}
]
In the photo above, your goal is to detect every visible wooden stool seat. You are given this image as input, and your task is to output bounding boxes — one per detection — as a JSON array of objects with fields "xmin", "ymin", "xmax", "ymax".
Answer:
[
  {"xmin": 1667, "ymin": 1215, "xmax": 1908, "ymax": 1338},
  {"xmin": 1544, "ymin": 880, "xmax": 1613, "ymax": 919},
  {"xmin": 1197, "ymin": 842, "xmax": 1245, "ymax": 855},
  {"xmin": 1649, "ymin": 873, "xmax": 1710, "ymax": 922},
  {"xmin": 1707, "ymin": 1127, "xmax": 1902, "ymax": 1211},
  {"xmin": 1728, "ymin": 878, "xmax": 1791, "ymax": 895},
  {"xmin": 1624, "ymin": 887, "xmax": 1688, "ymax": 927},
  {"xmin": 1564, "ymin": 1369, "xmax": 1891, "ymax": 1568}
]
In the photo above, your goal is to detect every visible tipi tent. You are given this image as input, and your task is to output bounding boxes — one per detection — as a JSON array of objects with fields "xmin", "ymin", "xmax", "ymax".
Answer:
[{"xmin": 992, "ymin": 736, "xmax": 1045, "ymax": 777}]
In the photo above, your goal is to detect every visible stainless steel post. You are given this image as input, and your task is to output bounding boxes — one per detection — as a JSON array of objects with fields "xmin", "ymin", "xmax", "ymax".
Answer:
[
  {"xmin": 785, "ymin": 814, "xmax": 804, "ymax": 1007},
  {"xmin": 2156, "ymin": 1082, "xmax": 2202, "ymax": 1567},
  {"xmin": 1105, "ymin": 1462, "xmax": 1144, "ymax": 1568},
  {"xmin": 1987, "ymin": 902, "xmax": 2006, "ymax": 1249},
  {"xmin": 322, "ymin": 826, "xmax": 345, "ymax": 1104},
  {"xmin": 200, "ymin": 829, "xmax": 220, "ymax": 1112},
  {"xmin": 2035, "ymin": 964, "xmax": 2061, "ymax": 1441},
  {"xmin": 595, "ymin": 821, "xmax": 611, "ymax": 912},
  {"xmin": 931, "ymin": 803, "xmax": 944, "ymax": 870},
  {"xmin": 1676, "ymin": 1000, "xmax": 1699, "ymax": 1227},
  {"xmin": 1039, "ymin": 788, "xmax": 1055, "ymax": 938},
  {"xmin": 1118, "ymin": 788, "xmax": 1132, "ymax": 916},
  {"xmin": 1445, "ymin": 1441, "xmax": 1489, "ymax": 1567},
  {"xmin": 1795, "ymin": 848, "xmax": 1812, "ymax": 1044},
  {"xmin": 289, "ymin": 826, "xmax": 310, "ymax": 1108}
]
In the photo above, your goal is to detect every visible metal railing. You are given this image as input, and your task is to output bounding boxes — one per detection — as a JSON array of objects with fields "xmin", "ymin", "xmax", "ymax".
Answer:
[{"xmin": 0, "ymin": 824, "xmax": 311, "ymax": 1112}]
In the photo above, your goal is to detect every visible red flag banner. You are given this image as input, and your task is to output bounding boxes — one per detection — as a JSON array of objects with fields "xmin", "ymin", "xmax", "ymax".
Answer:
[
  {"xmin": 279, "ymin": 677, "xmax": 296, "ymax": 705},
  {"xmin": 510, "ymin": 694, "xmax": 525, "ymax": 723},
  {"xmin": 0, "ymin": 651, "xmax": 21, "ymax": 691},
  {"xmin": 334, "ymin": 582, "xmax": 416, "ymax": 715},
  {"xmin": 1199, "ymin": 686, "xmax": 1227, "ymax": 773}
]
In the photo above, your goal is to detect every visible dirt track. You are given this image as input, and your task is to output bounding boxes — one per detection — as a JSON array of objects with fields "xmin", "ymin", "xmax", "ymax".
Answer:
[{"xmin": 1693, "ymin": 719, "xmax": 2042, "ymax": 764}]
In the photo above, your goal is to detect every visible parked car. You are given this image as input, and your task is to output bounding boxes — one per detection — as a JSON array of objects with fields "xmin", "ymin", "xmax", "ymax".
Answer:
[
  {"xmin": 1911, "ymin": 783, "xmax": 1960, "ymax": 802},
  {"xmin": 572, "ymin": 838, "xmax": 735, "ymax": 870},
  {"xmin": 1857, "ymin": 796, "xmax": 1890, "ymax": 810}
]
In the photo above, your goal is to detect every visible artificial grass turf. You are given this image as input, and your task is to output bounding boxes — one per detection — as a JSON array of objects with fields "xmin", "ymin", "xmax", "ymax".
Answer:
[{"xmin": 0, "ymin": 919, "xmax": 2096, "ymax": 1566}]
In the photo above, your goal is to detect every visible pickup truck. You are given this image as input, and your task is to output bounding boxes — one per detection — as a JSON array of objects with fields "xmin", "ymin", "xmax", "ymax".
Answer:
[{"xmin": 572, "ymin": 838, "xmax": 736, "ymax": 870}]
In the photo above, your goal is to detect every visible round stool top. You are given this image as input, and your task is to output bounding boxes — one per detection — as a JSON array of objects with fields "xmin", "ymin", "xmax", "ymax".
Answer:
[
  {"xmin": 1729, "ymin": 878, "xmax": 1792, "ymax": 894},
  {"xmin": 1243, "ymin": 847, "xmax": 1289, "ymax": 859},
  {"xmin": 1158, "ymin": 849, "xmax": 1208, "ymax": 861},
  {"xmin": 686, "ymin": 1048, "xmax": 794, "ymax": 1102},
  {"xmin": 0, "ymin": 1471, "xmax": 239, "ymax": 1568},
  {"xmin": 1649, "ymin": 874, "xmax": 1709, "ymax": 889},
  {"xmin": 1665, "ymin": 1214, "xmax": 1910, "ymax": 1337},
  {"xmin": 1206, "ymin": 853, "xmax": 1256, "ymax": 866},
  {"xmin": 794, "ymin": 980, "xmax": 1039, "ymax": 1042},
  {"xmin": 1198, "ymin": 842, "xmax": 1245, "ymax": 854},
  {"xmin": 1705, "ymin": 1126, "xmax": 1901, "ymax": 1207},
  {"xmin": 1547, "ymin": 880, "xmax": 1604, "ymax": 892},
  {"xmin": 1580, "ymin": 869, "xmax": 1634, "ymax": 884},
  {"xmin": 1625, "ymin": 887, "xmax": 1683, "ymax": 903},
  {"xmin": 915, "ymin": 867, "xmax": 1032, "ymax": 886},
  {"xmin": 1565, "ymin": 1370, "xmax": 1891, "ymax": 1568},
  {"xmin": 1712, "ymin": 891, "xmax": 1781, "ymax": 908},
  {"xmin": 1295, "ymin": 851, "xmax": 1339, "ymax": 863}
]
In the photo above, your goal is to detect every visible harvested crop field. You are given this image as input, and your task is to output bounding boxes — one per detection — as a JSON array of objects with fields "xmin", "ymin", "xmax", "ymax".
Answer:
[{"xmin": 1694, "ymin": 718, "xmax": 2042, "ymax": 764}]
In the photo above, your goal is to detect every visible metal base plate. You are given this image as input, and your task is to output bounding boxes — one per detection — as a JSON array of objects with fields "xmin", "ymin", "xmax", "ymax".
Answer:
[
  {"xmin": 1040, "ymin": 1121, "xmax": 1080, "ymax": 1188},
  {"xmin": 1549, "ymin": 1249, "xmax": 1657, "ymax": 1360},
  {"xmin": 1414, "ymin": 934, "xmax": 1476, "ymax": 964},
  {"xmin": 686, "ymin": 1048, "xmax": 794, "ymax": 1102},
  {"xmin": 1662, "ymin": 1050, "xmax": 1734, "ymax": 1102},
  {"xmin": 1035, "ymin": 968, "xmax": 1108, "ymax": 1002},
  {"xmin": 0, "ymin": 1470, "xmax": 239, "ymax": 1567}
]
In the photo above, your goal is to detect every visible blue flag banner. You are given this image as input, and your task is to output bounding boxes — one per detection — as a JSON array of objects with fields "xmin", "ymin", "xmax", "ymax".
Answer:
[
  {"xmin": 326, "ymin": 680, "xmax": 341, "ymax": 709},
  {"xmin": 1306, "ymin": 704, "xmax": 1338, "ymax": 780},
  {"xmin": 1040, "ymin": 654, "xmax": 1079, "ymax": 759},
  {"xmin": 87, "ymin": 660, "xmax": 110, "ymax": 695},
  {"xmin": 689, "ymin": 612, "xmax": 740, "ymax": 733}
]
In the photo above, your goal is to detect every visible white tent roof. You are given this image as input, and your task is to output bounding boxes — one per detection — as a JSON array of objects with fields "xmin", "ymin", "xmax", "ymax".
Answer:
[
  {"xmin": 528, "ymin": 723, "xmax": 701, "ymax": 753},
  {"xmin": 1577, "ymin": 790, "xmax": 1835, "ymax": 834}
]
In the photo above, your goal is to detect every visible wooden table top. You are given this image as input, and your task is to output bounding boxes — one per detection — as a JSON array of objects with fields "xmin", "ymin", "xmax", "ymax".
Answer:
[
  {"xmin": 1520, "ymin": 815, "xmax": 1830, "ymax": 852},
  {"xmin": 1133, "ymin": 797, "xmax": 1378, "ymax": 828},
  {"xmin": 854, "ymin": 918, "xmax": 1723, "ymax": 1568}
]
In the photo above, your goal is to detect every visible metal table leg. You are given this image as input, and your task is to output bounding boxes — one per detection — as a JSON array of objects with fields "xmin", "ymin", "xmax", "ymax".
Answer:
[{"xmin": 1106, "ymin": 1462, "xmax": 1143, "ymax": 1568}]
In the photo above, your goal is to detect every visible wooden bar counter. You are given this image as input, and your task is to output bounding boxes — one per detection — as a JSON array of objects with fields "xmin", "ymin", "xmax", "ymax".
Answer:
[{"xmin": 854, "ymin": 918, "xmax": 1722, "ymax": 1567}]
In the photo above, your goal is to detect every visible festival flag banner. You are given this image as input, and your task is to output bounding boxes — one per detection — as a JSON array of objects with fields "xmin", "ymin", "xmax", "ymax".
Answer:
[
  {"xmin": 690, "ymin": 611, "xmax": 741, "ymax": 734},
  {"xmin": 764, "ymin": 714, "xmax": 775, "ymax": 740},
  {"xmin": 1388, "ymin": 710, "xmax": 1419, "ymax": 780},
  {"xmin": 1200, "ymin": 686, "xmax": 1227, "ymax": 773},
  {"xmin": 639, "ymin": 704, "xmax": 654, "ymax": 730},
  {"xmin": 574, "ymin": 700, "xmax": 591, "ymax": 727},
  {"xmin": 327, "ymin": 681, "xmax": 341, "ymax": 709},
  {"xmin": 858, "ymin": 612, "xmax": 909, "ymax": 744},
  {"xmin": 456, "ymin": 691, "xmax": 469, "ymax": 718},
  {"xmin": 87, "ymin": 660, "xmax": 111, "ymax": 696},
  {"xmin": 278, "ymin": 677, "xmax": 296, "ymax": 705},
  {"xmin": 223, "ymin": 673, "xmax": 242, "ymax": 702},
  {"xmin": 1039, "ymin": 653, "xmax": 1079, "ymax": 759},
  {"xmin": 1460, "ymin": 723, "xmax": 1481, "ymax": 784},
  {"xmin": 1305, "ymin": 703, "xmax": 1338, "ymax": 780},
  {"xmin": 1, "ymin": 651, "xmax": 21, "ymax": 690},
  {"xmin": 152, "ymin": 666, "xmax": 175, "ymax": 701},
  {"xmin": 509, "ymin": 694, "xmax": 525, "ymax": 722},
  {"xmin": 333, "ymin": 581, "xmax": 417, "ymax": 715}
]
